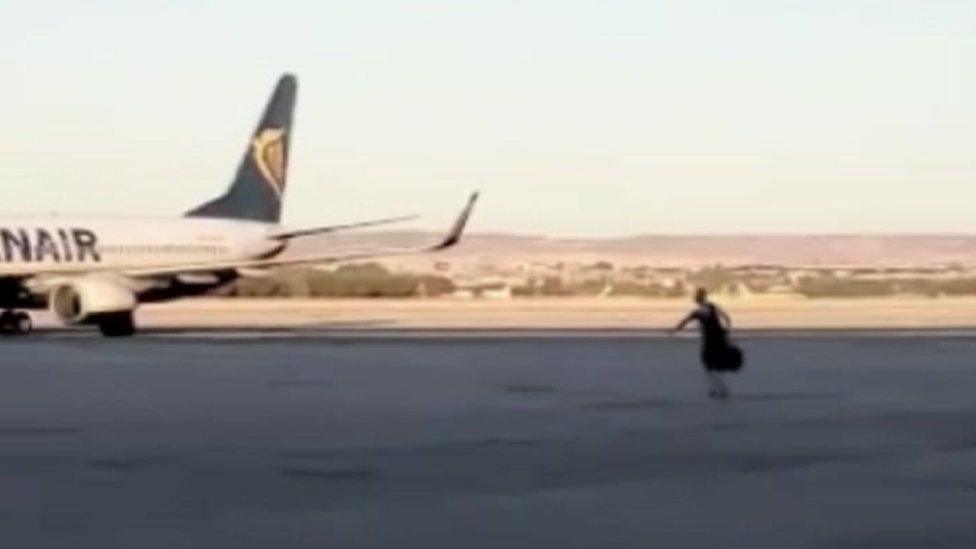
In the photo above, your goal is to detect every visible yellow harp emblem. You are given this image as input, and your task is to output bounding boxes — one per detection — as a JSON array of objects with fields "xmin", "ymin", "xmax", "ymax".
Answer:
[{"xmin": 251, "ymin": 128, "xmax": 287, "ymax": 195}]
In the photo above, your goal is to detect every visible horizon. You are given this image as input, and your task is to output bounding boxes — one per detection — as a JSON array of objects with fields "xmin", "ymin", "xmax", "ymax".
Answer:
[
  {"xmin": 365, "ymin": 230, "xmax": 976, "ymax": 239},
  {"xmin": 293, "ymin": 230, "xmax": 976, "ymax": 268}
]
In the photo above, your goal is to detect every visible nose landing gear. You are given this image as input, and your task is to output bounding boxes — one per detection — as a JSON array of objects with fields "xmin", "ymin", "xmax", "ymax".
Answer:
[{"xmin": 0, "ymin": 310, "xmax": 32, "ymax": 335}]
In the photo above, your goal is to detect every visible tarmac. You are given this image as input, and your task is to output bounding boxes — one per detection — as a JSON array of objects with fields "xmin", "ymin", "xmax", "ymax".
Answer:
[{"xmin": 1, "ymin": 330, "xmax": 975, "ymax": 548}]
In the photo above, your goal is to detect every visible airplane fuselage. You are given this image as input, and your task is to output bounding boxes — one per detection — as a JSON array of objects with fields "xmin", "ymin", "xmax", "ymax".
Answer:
[{"xmin": 0, "ymin": 217, "xmax": 283, "ymax": 274}]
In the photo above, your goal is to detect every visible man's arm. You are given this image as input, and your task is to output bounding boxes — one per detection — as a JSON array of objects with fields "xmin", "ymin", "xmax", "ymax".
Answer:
[{"xmin": 673, "ymin": 312, "xmax": 696, "ymax": 333}]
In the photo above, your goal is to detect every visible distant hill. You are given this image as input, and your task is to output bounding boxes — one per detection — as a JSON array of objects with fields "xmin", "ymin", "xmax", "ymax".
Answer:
[{"xmin": 284, "ymin": 232, "xmax": 976, "ymax": 267}]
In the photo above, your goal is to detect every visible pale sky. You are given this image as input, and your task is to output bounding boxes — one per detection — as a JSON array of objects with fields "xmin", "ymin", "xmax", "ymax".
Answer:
[{"xmin": 1, "ymin": 1, "xmax": 974, "ymax": 236}]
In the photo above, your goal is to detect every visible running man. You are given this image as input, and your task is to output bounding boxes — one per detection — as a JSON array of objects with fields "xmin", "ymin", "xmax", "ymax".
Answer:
[{"xmin": 671, "ymin": 287, "xmax": 737, "ymax": 399}]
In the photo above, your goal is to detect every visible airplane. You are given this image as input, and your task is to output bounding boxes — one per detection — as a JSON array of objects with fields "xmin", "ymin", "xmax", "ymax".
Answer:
[{"xmin": 0, "ymin": 74, "xmax": 478, "ymax": 336}]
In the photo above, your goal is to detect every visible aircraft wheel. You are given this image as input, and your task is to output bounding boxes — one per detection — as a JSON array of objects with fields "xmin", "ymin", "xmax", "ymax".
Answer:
[
  {"xmin": 13, "ymin": 312, "xmax": 31, "ymax": 335},
  {"xmin": 0, "ymin": 310, "xmax": 29, "ymax": 336},
  {"xmin": 97, "ymin": 311, "xmax": 137, "ymax": 337}
]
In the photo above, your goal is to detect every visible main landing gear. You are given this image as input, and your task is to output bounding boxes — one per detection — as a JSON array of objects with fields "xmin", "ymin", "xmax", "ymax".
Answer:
[
  {"xmin": 0, "ymin": 310, "xmax": 32, "ymax": 335},
  {"xmin": 96, "ymin": 311, "xmax": 136, "ymax": 337}
]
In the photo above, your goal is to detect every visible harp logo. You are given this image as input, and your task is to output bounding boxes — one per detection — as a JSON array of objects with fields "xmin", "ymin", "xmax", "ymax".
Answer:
[{"xmin": 251, "ymin": 127, "xmax": 287, "ymax": 195}]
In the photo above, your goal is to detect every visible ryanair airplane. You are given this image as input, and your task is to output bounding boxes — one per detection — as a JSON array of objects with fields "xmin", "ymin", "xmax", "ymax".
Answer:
[{"xmin": 0, "ymin": 74, "xmax": 477, "ymax": 336}]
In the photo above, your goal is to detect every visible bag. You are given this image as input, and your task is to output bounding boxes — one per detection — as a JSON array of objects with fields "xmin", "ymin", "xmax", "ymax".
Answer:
[{"xmin": 721, "ymin": 343, "xmax": 744, "ymax": 372}]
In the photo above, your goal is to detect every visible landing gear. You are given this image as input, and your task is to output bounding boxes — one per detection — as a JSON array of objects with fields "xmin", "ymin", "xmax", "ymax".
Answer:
[
  {"xmin": 0, "ymin": 310, "xmax": 32, "ymax": 335},
  {"xmin": 96, "ymin": 311, "xmax": 136, "ymax": 337}
]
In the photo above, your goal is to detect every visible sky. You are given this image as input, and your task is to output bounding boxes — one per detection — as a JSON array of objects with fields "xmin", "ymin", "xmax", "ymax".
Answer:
[{"xmin": 0, "ymin": 0, "xmax": 974, "ymax": 236}]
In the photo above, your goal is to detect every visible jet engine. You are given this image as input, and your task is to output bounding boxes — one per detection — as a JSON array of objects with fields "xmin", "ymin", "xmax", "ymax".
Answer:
[{"xmin": 50, "ymin": 279, "xmax": 137, "ymax": 325}]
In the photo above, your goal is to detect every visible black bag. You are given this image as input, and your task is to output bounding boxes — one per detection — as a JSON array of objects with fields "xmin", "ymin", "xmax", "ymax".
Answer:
[{"xmin": 721, "ymin": 343, "xmax": 744, "ymax": 372}]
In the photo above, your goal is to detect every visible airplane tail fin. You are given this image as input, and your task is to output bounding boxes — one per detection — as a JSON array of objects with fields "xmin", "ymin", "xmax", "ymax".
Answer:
[{"xmin": 186, "ymin": 74, "xmax": 297, "ymax": 223}]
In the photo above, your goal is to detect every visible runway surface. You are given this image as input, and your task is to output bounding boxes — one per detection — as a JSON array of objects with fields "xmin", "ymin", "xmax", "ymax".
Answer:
[{"xmin": 2, "ymin": 332, "xmax": 975, "ymax": 548}]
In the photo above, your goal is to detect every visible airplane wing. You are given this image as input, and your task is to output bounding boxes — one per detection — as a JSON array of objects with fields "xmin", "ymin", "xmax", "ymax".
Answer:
[
  {"xmin": 123, "ymin": 192, "xmax": 479, "ymax": 278},
  {"xmin": 267, "ymin": 214, "xmax": 420, "ymax": 240}
]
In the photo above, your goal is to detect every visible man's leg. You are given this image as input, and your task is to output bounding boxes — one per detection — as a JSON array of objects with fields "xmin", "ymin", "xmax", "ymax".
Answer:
[
  {"xmin": 717, "ymin": 372, "xmax": 730, "ymax": 398},
  {"xmin": 706, "ymin": 371, "xmax": 730, "ymax": 399}
]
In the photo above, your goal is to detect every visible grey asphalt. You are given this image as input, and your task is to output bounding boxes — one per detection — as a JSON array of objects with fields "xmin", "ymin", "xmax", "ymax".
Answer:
[{"xmin": 1, "ymin": 333, "xmax": 975, "ymax": 548}]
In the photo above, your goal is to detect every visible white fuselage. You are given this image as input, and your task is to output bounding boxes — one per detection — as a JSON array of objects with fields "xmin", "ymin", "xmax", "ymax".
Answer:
[{"xmin": 0, "ymin": 217, "xmax": 284, "ymax": 275}]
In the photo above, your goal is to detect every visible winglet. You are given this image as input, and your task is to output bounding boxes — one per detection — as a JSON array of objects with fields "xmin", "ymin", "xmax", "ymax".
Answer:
[{"xmin": 431, "ymin": 192, "xmax": 479, "ymax": 251}]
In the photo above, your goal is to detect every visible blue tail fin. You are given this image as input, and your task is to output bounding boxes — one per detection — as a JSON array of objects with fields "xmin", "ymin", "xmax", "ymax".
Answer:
[{"xmin": 187, "ymin": 74, "xmax": 297, "ymax": 223}]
